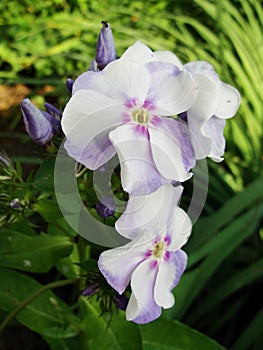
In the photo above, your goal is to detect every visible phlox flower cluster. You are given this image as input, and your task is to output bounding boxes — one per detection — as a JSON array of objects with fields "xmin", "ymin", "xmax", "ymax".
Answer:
[{"xmin": 20, "ymin": 22, "xmax": 241, "ymax": 324}]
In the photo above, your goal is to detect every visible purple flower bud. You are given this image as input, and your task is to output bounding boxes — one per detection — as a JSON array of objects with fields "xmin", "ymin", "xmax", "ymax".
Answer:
[
  {"xmin": 41, "ymin": 111, "xmax": 61, "ymax": 135},
  {"xmin": 82, "ymin": 283, "xmax": 99, "ymax": 296},
  {"xmin": 96, "ymin": 197, "xmax": 116, "ymax": 219},
  {"xmin": 114, "ymin": 294, "xmax": 128, "ymax": 311},
  {"xmin": 44, "ymin": 102, "xmax": 62, "ymax": 119},
  {"xmin": 96, "ymin": 21, "xmax": 117, "ymax": 70},
  {"xmin": 10, "ymin": 198, "xmax": 21, "ymax": 209},
  {"xmin": 66, "ymin": 78, "xmax": 74, "ymax": 94},
  {"xmin": 21, "ymin": 98, "xmax": 60, "ymax": 146}
]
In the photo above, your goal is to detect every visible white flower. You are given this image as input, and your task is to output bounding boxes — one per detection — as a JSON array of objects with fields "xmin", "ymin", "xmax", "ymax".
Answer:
[
  {"xmin": 98, "ymin": 184, "xmax": 191, "ymax": 323},
  {"xmin": 61, "ymin": 43, "xmax": 197, "ymax": 195}
]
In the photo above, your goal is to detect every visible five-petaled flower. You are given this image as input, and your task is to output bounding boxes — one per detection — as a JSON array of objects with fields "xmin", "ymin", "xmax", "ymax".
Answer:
[
  {"xmin": 61, "ymin": 44, "xmax": 197, "ymax": 195},
  {"xmin": 98, "ymin": 184, "xmax": 191, "ymax": 323}
]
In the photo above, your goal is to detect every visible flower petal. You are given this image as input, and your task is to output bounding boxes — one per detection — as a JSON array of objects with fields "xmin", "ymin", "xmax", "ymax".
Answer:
[
  {"xmin": 184, "ymin": 61, "xmax": 219, "ymax": 81},
  {"xmin": 154, "ymin": 259, "xmax": 175, "ymax": 308},
  {"xmin": 154, "ymin": 50, "xmax": 183, "ymax": 69},
  {"xmin": 73, "ymin": 60, "xmax": 151, "ymax": 105},
  {"xmin": 154, "ymin": 250, "xmax": 187, "ymax": 308},
  {"xmin": 149, "ymin": 118, "xmax": 195, "ymax": 181},
  {"xmin": 171, "ymin": 249, "xmax": 188, "ymax": 288},
  {"xmin": 62, "ymin": 89, "xmax": 124, "ymax": 169},
  {"xmin": 187, "ymin": 116, "xmax": 212, "ymax": 160},
  {"xmin": 120, "ymin": 41, "xmax": 157, "ymax": 62},
  {"xmin": 98, "ymin": 232, "xmax": 149, "ymax": 294},
  {"xmin": 167, "ymin": 206, "xmax": 192, "ymax": 250},
  {"xmin": 126, "ymin": 259, "xmax": 161, "ymax": 324},
  {"xmin": 215, "ymin": 82, "xmax": 241, "ymax": 119},
  {"xmin": 109, "ymin": 123, "xmax": 170, "ymax": 195},
  {"xmin": 116, "ymin": 184, "xmax": 183, "ymax": 240},
  {"xmin": 202, "ymin": 116, "xmax": 226, "ymax": 162},
  {"xmin": 187, "ymin": 74, "xmax": 220, "ymax": 122},
  {"xmin": 146, "ymin": 62, "xmax": 197, "ymax": 115}
]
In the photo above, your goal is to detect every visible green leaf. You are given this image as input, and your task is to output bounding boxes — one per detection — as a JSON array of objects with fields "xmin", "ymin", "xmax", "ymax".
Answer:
[
  {"xmin": 0, "ymin": 230, "xmax": 73, "ymax": 272},
  {"xmin": 168, "ymin": 205, "xmax": 263, "ymax": 319},
  {"xmin": 79, "ymin": 298, "xmax": 142, "ymax": 350},
  {"xmin": 0, "ymin": 267, "xmax": 80, "ymax": 338},
  {"xmin": 33, "ymin": 199, "xmax": 62, "ymax": 222},
  {"xmin": 140, "ymin": 317, "xmax": 226, "ymax": 350},
  {"xmin": 33, "ymin": 159, "xmax": 56, "ymax": 192}
]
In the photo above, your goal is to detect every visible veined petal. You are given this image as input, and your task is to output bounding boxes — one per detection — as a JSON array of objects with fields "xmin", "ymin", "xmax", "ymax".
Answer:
[
  {"xmin": 62, "ymin": 90, "xmax": 124, "ymax": 169},
  {"xmin": 109, "ymin": 123, "xmax": 170, "ymax": 195},
  {"xmin": 215, "ymin": 83, "xmax": 241, "ymax": 119},
  {"xmin": 120, "ymin": 41, "xmax": 157, "ymax": 62},
  {"xmin": 116, "ymin": 184, "xmax": 183, "ymax": 240},
  {"xmin": 154, "ymin": 50, "xmax": 183, "ymax": 69},
  {"xmin": 167, "ymin": 207, "xmax": 192, "ymax": 250},
  {"xmin": 126, "ymin": 259, "xmax": 161, "ymax": 324},
  {"xmin": 149, "ymin": 118, "xmax": 195, "ymax": 181},
  {"xmin": 73, "ymin": 60, "xmax": 151, "ymax": 104},
  {"xmin": 146, "ymin": 62, "xmax": 197, "ymax": 115},
  {"xmin": 202, "ymin": 116, "xmax": 226, "ymax": 162},
  {"xmin": 98, "ymin": 232, "xmax": 149, "ymax": 294},
  {"xmin": 187, "ymin": 74, "xmax": 220, "ymax": 122}
]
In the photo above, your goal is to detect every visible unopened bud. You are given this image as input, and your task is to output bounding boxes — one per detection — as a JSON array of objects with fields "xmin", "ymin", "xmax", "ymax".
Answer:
[
  {"xmin": 21, "ymin": 98, "xmax": 60, "ymax": 146},
  {"xmin": 66, "ymin": 78, "xmax": 74, "ymax": 94},
  {"xmin": 96, "ymin": 197, "xmax": 116, "ymax": 219},
  {"xmin": 96, "ymin": 21, "xmax": 117, "ymax": 70}
]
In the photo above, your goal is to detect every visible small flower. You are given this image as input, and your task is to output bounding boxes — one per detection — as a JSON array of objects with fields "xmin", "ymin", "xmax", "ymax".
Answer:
[
  {"xmin": 181, "ymin": 60, "xmax": 241, "ymax": 161},
  {"xmin": 95, "ymin": 21, "xmax": 117, "ymax": 70},
  {"xmin": 62, "ymin": 43, "xmax": 197, "ymax": 195},
  {"xmin": 96, "ymin": 196, "xmax": 116, "ymax": 219},
  {"xmin": 21, "ymin": 98, "xmax": 61, "ymax": 146},
  {"xmin": 98, "ymin": 184, "xmax": 191, "ymax": 323}
]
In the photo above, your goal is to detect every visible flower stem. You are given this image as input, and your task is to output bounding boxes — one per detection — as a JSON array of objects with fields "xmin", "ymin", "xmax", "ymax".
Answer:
[{"xmin": 0, "ymin": 278, "xmax": 79, "ymax": 334}]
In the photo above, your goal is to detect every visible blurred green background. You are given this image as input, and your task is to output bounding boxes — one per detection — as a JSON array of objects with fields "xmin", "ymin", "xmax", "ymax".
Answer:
[{"xmin": 0, "ymin": 0, "xmax": 262, "ymax": 349}]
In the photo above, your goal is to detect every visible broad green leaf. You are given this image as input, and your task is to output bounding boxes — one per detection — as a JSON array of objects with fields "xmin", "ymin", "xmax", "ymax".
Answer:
[
  {"xmin": 140, "ymin": 317, "xmax": 226, "ymax": 350},
  {"xmin": 80, "ymin": 298, "xmax": 142, "ymax": 350},
  {"xmin": 33, "ymin": 159, "xmax": 56, "ymax": 192},
  {"xmin": 33, "ymin": 199, "xmax": 62, "ymax": 222},
  {"xmin": 0, "ymin": 230, "xmax": 73, "ymax": 272},
  {"xmin": 0, "ymin": 267, "xmax": 80, "ymax": 338},
  {"xmin": 43, "ymin": 335, "xmax": 83, "ymax": 350}
]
